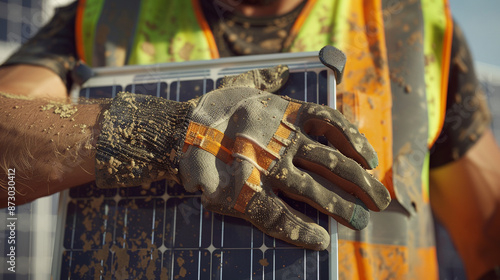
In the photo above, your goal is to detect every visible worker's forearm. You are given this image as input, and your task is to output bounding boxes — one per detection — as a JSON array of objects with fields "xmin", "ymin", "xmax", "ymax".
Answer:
[
  {"xmin": 0, "ymin": 95, "xmax": 108, "ymax": 207},
  {"xmin": 430, "ymin": 130, "xmax": 500, "ymax": 280},
  {"xmin": 0, "ymin": 65, "xmax": 68, "ymax": 100}
]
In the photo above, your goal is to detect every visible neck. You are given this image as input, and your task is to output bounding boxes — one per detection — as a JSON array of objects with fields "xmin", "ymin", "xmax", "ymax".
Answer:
[{"xmin": 215, "ymin": 0, "xmax": 306, "ymax": 17}]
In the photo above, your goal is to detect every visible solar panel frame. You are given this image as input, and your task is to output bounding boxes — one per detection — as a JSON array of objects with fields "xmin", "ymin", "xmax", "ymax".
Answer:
[{"xmin": 51, "ymin": 51, "xmax": 339, "ymax": 280}]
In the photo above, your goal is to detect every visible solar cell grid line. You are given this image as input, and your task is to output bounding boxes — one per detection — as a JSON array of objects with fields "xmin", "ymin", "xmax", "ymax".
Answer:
[
  {"xmin": 53, "ymin": 52, "xmax": 338, "ymax": 279},
  {"xmin": 169, "ymin": 199, "xmax": 177, "ymax": 278}
]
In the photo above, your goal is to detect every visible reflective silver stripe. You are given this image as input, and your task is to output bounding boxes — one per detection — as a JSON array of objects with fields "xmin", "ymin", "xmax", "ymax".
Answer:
[{"xmin": 338, "ymin": 200, "xmax": 436, "ymax": 248}]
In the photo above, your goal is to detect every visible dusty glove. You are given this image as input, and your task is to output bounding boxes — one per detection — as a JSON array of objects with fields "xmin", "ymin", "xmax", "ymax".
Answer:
[{"xmin": 95, "ymin": 65, "xmax": 391, "ymax": 251}]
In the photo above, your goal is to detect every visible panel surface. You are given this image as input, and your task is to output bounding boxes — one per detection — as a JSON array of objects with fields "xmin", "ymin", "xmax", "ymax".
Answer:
[{"xmin": 53, "ymin": 53, "xmax": 334, "ymax": 279}]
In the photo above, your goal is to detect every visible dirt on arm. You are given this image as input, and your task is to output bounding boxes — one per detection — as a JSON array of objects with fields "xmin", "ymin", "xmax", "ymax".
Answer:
[{"xmin": 0, "ymin": 95, "xmax": 109, "ymax": 207}]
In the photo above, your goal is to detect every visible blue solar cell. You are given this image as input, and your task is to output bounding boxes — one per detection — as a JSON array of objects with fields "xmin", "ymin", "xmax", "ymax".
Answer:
[
  {"xmin": 215, "ymin": 78, "xmax": 224, "ymax": 89},
  {"xmin": 79, "ymin": 85, "xmax": 122, "ymax": 99},
  {"xmin": 169, "ymin": 249, "xmax": 211, "ymax": 279},
  {"xmin": 306, "ymin": 72, "xmax": 319, "ymax": 103},
  {"xmin": 69, "ymin": 182, "xmax": 117, "ymax": 198},
  {"xmin": 318, "ymin": 70, "xmax": 328, "ymax": 106},
  {"xmin": 162, "ymin": 250, "xmax": 173, "ymax": 279},
  {"xmin": 115, "ymin": 198, "xmax": 164, "ymax": 249},
  {"xmin": 212, "ymin": 214, "xmax": 264, "ymax": 249},
  {"xmin": 117, "ymin": 249, "xmax": 163, "ymax": 278},
  {"xmin": 60, "ymin": 250, "xmax": 112, "ymax": 279},
  {"xmin": 167, "ymin": 197, "xmax": 212, "ymax": 249},
  {"xmin": 63, "ymin": 199, "xmax": 116, "ymax": 250},
  {"xmin": 78, "ymin": 88, "xmax": 86, "ymax": 98},
  {"xmin": 279, "ymin": 72, "xmax": 317, "ymax": 102},
  {"xmin": 305, "ymin": 202, "xmax": 329, "ymax": 229},
  {"xmin": 170, "ymin": 79, "xmax": 214, "ymax": 101},
  {"xmin": 118, "ymin": 179, "xmax": 166, "ymax": 197},
  {"xmin": 124, "ymin": 82, "xmax": 168, "ymax": 98},
  {"xmin": 263, "ymin": 249, "xmax": 328, "ymax": 280},
  {"xmin": 212, "ymin": 249, "xmax": 266, "ymax": 279},
  {"xmin": 164, "ymin": 198, "xmax": 176, "ymax": 248},
  {"xmin": 307, "ymin": 250, "xmax": 329, "ymax": 280}
]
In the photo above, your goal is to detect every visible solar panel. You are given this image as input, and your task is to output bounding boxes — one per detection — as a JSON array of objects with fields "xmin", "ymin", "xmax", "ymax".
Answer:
[{"xmin": 52, "ymin": 52, "xmax": 338, "ymax": 279}]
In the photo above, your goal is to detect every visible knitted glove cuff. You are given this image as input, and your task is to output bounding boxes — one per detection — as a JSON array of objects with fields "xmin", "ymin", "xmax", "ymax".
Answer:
[{"xmin": 95, "ymin": 92, "xmax": 193, "ymax": 188}]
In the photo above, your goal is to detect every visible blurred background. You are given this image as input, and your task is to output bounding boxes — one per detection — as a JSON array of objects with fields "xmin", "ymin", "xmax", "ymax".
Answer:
[
  {"xmin": 451, "ymin": 0, "xmax": 500, "ymax": 143},
  {"xmin": 0, "ymin": 0, "xmax": 498, "ymax": 279}
]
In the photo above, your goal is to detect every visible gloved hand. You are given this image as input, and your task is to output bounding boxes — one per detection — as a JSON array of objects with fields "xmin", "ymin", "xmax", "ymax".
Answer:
[{"xmin": 95, "ymin": 65, "xmax": 391, "ymax": 250}]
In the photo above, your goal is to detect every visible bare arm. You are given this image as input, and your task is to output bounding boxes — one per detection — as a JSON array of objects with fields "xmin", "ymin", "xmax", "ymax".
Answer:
[
  {"xmin": 0, "ymin": 65, "xmax": 68, "ymax": 100},
  {"xmin": 0, "ymin": 65, "xmax": 106, "ymax": 207},
  {"xmin": 430, "ymin": 129, "xmax": 500, "ymax": 280}
]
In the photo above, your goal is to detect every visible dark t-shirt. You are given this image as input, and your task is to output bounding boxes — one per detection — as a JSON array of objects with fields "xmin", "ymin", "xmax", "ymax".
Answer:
[{"xmin": 1, "ymin": 1, "xmax": 491, "ymax": 168}]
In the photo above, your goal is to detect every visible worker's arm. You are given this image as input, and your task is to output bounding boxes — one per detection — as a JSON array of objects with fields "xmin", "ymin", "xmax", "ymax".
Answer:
[
  {"xmin": 0, "ymin": 64, "xmax": 68, "ymax": 100},
  {"xmin": 428, "ymin": 22, "xmax": 499, "ymax": 280},
  {"xmin": 430, "ymin": 129, "xmax": 500, "ymax": 280},
  {"xmin": 0, "ymin": 64, "xmax": 105, "ymax": 207},
  {"xmin": 0, "ymin": 0, "xmax": 90, "ymax": 206}
]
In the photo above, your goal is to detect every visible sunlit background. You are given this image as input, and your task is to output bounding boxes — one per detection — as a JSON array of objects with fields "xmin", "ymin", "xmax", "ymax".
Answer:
[{"xmin": 0, "ymin": 1, "xmax": 498, "ymax": 279}]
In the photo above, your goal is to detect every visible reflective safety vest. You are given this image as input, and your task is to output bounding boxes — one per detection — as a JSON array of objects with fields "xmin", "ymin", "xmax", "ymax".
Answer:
[{"xmin": 76, "ymin": 0, "xmax": 453, "ymax": 278}]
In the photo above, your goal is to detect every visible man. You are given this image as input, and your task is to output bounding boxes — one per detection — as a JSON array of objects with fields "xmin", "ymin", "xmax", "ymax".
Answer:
[{"xmin": 0, "ymin": 0, "xmax": 499, "ymax": 279}]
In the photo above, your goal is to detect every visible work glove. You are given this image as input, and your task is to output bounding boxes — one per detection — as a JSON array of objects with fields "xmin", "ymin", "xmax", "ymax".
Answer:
[{"xmin": 95, "ymin": 65, "xmax": 391, "ymax": 251}]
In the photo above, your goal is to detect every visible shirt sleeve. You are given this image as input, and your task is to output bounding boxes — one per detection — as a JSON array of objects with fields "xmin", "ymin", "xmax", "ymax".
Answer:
[
  {"xmin": 0, "ymin": 1, "xmax": 79, "ymax": 90},
  {"xmin": 429, "ymin": 21, "xmax": 492, "ymax": 168}
]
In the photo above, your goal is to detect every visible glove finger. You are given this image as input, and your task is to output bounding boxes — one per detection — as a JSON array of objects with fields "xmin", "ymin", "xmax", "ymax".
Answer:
[
  {"xmin": 298, "ymin": 103, "xmax": 378, "ymax": 170},
  {"xmin": 293, "ymin": 138, "xmax": 390, "ymax": 211},
  {"xmin": 244, "ymin": 190, "xmax": 330, "ymax": 251},
  {"xmin": 271, "ymin": 165, "xmax": 370, "ymax": 230},
  {"xmin": 218, "ymin": 65, "xmax": 289, "ymax": 93}
]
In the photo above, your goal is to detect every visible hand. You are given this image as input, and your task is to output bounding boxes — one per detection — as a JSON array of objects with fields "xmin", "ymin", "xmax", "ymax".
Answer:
[
  {"xmin": 179, "ymin": 66, "xmax": 391, "ymax": 250},
  {"xmin": 96, "ymin": 66, "xmax": 391, "ymax": 251}
]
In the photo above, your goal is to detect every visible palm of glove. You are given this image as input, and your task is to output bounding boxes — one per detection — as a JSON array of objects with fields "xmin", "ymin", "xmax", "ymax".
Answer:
[{"xmin": 179, "ymin": 66, "xmax": 390, "ymax": 250}]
